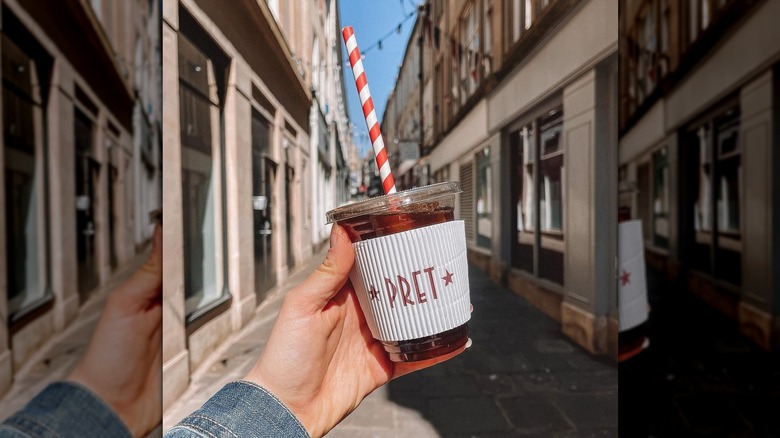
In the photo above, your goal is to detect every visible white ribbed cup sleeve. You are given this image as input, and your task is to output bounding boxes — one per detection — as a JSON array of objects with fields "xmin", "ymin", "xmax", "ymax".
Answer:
[{"xmin": 350, "ymin": 221, "xmax": 471, "ymax": 342}]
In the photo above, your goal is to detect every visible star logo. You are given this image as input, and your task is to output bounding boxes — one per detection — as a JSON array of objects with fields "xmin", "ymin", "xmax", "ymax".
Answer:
[
  {"xmin": 620, "ymin": 270, "xmax": 631, "ymax": 286},
  {"xmin": 442, "ymin": 270, "xmax": 454, "ymax": 286},
  {"xmin": 368, "ymin": 285, "xmax": 380, "ymax": 301}
]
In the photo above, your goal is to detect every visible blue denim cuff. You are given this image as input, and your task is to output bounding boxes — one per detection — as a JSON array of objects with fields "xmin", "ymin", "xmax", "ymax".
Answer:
[
  {"xmin": 166, "ymin": 381, "xmax": 310, "ymax": 438},
  {"xmin": 0, "ymin": 381, "xmax": 132, "ymax": 438}
]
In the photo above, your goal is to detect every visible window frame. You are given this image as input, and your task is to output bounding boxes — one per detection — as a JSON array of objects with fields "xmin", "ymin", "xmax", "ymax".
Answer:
[
  {"xmin": 3, "ymin": 33, "xmax": 49, "ymax": 321},
  {"xmin": 177, "ymin": 31, "xmax": 224, "ymax": 318},
  {"xmin": 507, "ymin": 98, "xmax": 565, "ymax": 285}
]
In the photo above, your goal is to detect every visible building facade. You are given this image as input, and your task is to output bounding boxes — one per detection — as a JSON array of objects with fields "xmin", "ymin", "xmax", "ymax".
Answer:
[
  {"xmin": 162, "ymin": 0, "xmax": 353, "ymax": 410},
  {"xmin": 307, "ymin": 0, "xmax": 354, "ymax": 249},
  {"xmin": 0, "ymin": 0, "xmax": 161, "ymax": 395},
  {"xmin": 618, "ymin": 0, "xmax": 780, "ymax": 350},
  {"xmin": 384, "ymin": 0, "xmax": 619, "ymax": 355}
]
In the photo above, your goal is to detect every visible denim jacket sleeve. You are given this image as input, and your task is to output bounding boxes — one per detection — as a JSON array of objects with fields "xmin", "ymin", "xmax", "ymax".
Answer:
[
  {"xmin": 165, "ymin": 381, "xmax": 310, "ymax": 438},
  {"xmin": 0, "ymin": 381, "xmax": 132, "ymax": 438}
]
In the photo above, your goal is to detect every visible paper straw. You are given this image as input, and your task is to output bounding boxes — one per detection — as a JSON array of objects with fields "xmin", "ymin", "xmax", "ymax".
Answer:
[{"xmin": 342, "ymin": 26, "xmax": 397, "ymax": 195}]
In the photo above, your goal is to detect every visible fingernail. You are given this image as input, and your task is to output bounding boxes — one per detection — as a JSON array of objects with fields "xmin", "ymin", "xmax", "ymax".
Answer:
[
  {"xmin": 465, "ymin": 338, "xmax": 473, "ymax": 349},
  {"xmin": 330, "ymin": 227, "xmax": 338, "ymax": 248}
]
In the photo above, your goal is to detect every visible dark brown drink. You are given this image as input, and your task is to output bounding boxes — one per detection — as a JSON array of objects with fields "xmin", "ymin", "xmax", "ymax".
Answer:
[{"xmin": 327, "ymin": 182, "xmax": 471, "ymax": 362}]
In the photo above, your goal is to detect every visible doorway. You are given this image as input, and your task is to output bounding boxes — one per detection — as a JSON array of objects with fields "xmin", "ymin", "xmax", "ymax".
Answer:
[{"xmin": 75, "ymin": 109, "xmax": 99, "ymax": 302}]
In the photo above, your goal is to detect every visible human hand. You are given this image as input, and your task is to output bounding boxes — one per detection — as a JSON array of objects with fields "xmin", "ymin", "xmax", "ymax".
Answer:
[
  {"xmin": 68, "ymin": 224, "xmax": 162, "ymax": 437},
  {"xmin": 244, "ymin": 225, "xmax": 469, "ymax": 438}
]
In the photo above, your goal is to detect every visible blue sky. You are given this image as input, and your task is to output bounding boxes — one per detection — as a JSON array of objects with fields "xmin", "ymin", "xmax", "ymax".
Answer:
[{"xmin": 339, "ymin": 0, "xmax": 419, "ymax": 157}]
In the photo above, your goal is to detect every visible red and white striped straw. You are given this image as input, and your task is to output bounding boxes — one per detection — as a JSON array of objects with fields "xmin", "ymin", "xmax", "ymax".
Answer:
[{"xmin": 342, "ymin": 26, "xmax": 396, "ymax": 195}]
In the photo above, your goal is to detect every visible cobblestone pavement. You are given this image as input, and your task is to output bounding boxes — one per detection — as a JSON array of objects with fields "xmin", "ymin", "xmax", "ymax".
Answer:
[
  {"xmin": 619, "ymin": 269, "xmax": 780, "ymax": 437},
  {"xmin": 165, "ymin": 252, "xmax": 618, "ymax": 437}
]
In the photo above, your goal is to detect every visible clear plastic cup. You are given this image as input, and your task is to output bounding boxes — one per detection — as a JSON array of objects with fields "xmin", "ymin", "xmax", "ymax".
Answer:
[{"xmin": 326, "ymin": 182, "xmax": 471, "ymax": 362}]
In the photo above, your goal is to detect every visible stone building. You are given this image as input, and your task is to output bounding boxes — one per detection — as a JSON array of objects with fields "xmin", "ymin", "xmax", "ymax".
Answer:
[
  {"xmin": 0, "ymin": 0, "xmax": 161, "ymax": 395},
  {"xmin": 383, "ymin": 0, "xmax": 619, "ymax": 355},
  {"xmin": 162, "ymin": 0, "xmax": 352, "ymax": 410},
  {"xmin": 618, "ymin": 0, "xmax": 780, "ymax": 350}
]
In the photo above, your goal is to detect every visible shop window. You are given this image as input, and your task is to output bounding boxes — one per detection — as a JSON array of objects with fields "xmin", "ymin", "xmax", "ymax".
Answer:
[
  {"xmin": 652, "ymin": 147, "xmax": 669, "ymax": 247},
  {"xmin": 475, "ymin": 147, "xmax": 492, "ymax": 248},
  {"xmin": 178, "ymin": 32, "xmax": 219, "ymax": 316},
  {"xmin": 509, "ymin": 104, "xmax": 564, "ymax": 285},
  {"xmin": 686, "ymin": 104, "xmax": 741, "ymax": 285},
  {"xmin": 252, "ymin": 109, "xmax": 277, "ymax": 301},
  {"xmin": 636, "ymin": 162, "xmax": 652, "ymax": 241},
  {"xmin": 519, "ymin": 125, "xmax": 535, "ymax": 233},
  {"xmin": 715, "ymin": 108, "xmax": 740, "ymax": 236},
  {"xmin": 539, "ymin": 108, "xmax": 563, "ymax": 234},
  {"xmin": 3, "ymin": 34, "xmax": 44, "ymax": 317}
]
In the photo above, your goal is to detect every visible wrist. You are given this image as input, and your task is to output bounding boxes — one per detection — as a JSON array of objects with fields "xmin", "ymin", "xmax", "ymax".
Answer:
[{"xmin": 66, "ymin": 369, "xmax": 143, "ymax": 437}]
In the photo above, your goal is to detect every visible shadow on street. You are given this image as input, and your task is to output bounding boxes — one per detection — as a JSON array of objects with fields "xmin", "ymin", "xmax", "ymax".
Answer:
[
  {"xmin": 619, "ymin": 268, "xmax": 780, "ymax": 437},
  {"xmin": 387, "ymin": 265, "xmax": 618, "ymax": 437}
]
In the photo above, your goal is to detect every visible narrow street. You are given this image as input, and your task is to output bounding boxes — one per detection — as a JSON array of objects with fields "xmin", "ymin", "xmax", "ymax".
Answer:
[
  {"xmin": 164, "ymin": 252, "xmax": 618, "ymax": 437},
  {"xmin": 619, "ymin": 269, "xmax": 780, "ymax": 437}
]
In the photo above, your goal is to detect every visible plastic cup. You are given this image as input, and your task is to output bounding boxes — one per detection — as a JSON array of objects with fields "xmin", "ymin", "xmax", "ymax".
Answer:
[{"xmin": 326, "ymin": 182, "xmax": 471, "ymax": 362}]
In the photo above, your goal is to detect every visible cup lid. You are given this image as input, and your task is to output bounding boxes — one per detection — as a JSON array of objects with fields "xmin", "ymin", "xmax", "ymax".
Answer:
[{"xmin": 326, "ymin": 181, "xmax": 461, "ymax": 223}]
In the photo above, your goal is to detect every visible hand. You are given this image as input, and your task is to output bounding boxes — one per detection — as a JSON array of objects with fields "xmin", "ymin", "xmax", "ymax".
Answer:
[
  {"xmin": 244, "ymin": 225, "xmax": 468, "ymax": 438},
  {"xmin": 68, "ymin": 224, "xmax": 162, "ymax": 437}
]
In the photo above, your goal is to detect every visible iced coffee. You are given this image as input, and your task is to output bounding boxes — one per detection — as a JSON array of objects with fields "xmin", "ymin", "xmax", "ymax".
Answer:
[{"xmin": 326, "ymin": 182, "xmax": 471, "ymax": 362}]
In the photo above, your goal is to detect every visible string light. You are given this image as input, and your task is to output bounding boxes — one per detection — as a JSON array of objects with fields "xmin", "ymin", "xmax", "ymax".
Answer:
[
  {"xmin": 290, "ymin": 7, "xmax": 417, "ymax": 78},
  {"xmin": 359, "ymin": 10, "xmax": 416, "ymax": 56}
]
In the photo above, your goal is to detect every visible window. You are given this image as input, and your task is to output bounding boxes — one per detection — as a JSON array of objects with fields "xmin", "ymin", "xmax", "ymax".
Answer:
[
  {"xmin": 539, "ymin": 108, "xmax": 563, "ymax": 233},
  {"xmin": 687, "ymin": 0, "xmax": 732, "ymax": 44},
  {"xmin": 687, "ymin": 104, "xmax": 741, "ymax": 285},
  {"xmin": 483, "ymin": 0, "xmax": 493, "ymax": 76},
  {"xmin": 509, "ymin": 0, "xmax": 538, "ymax": 43},
  {"xmin": 433, "ymin": 165, "xmax": 450, "ymax": 184},
  {"xmin": 178, "ymin": 33, "xmax": 219, "ymax": 315},
  {"xmin": 652, "ymin": 147, "xmax": 669, "ymax": 247},
  {"xmin": 519, "ymin": 125, "xmax": 535, "ymax": 233},
  {"xmin": 623, "ymin": 0, "xmax": 671, "ymax": 122},
  {"xmin": 525, "ymin": 0, "xmax": 535, "ymax": 30},
  {"xmin": 510, "ymin": 104, "xmax": 564, "ymax": 284},
  {"xmin": 3, "ymin": 34, "xmax": 44, "ymax": 316},
  {"xmin": 636, "ymin": 162, "xmax": 651, "ymax": 240},
  {"xmin": 475, "ymin": 147, "xmax": 492, "ymax": 248},
  {"xmin": 89, "ymin": 0, "xmax": 102, "ymax": 20},
  {"xmin": 714, "ymin": 108, "xmax": 740, "ymax": 235},
  {"xmin": 620, "ymin": 0, "xmax": 742, "ymax": 130},
  {"xmin": 459, "ymin": 4, "xmax": 480, "ymax": 104},
  {"xmin": 512, "ymin": 0, "xmax": 521, "ymax": 42},
  {"xmin": 267, "ymin": 0, "xmax": 280, "ymax": 22}
]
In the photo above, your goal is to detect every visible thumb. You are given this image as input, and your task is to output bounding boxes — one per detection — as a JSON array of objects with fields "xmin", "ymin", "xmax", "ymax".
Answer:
[
  {"xmin": 112, "ymin": 224, "xmax": 162, "ymax": 310},
  {"xmin": 290, "ymin": 224, "xmax": 355, "ymax": 313}
]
